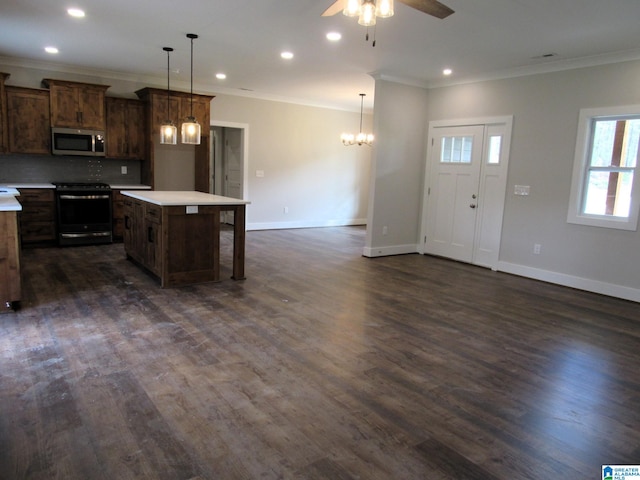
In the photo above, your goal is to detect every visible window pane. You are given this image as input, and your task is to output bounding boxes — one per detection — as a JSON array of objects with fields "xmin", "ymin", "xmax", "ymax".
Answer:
[
  {"xmin": 623, "ymin": 119, "xmax": 640, "ymax": 168},
  {"xmin": 590, "ymin": 120, "xmax": 616, "ymax": 167},
  {"xmin": 441, "ymin": 136, "xmax": 472, "ymax": 163},
  {"xmin": 488, "ymin": 135, "xmax": 501, "ymax": 164},
  {"xmin": 584, "ymin": 170, "xmax": 633, "ymax": 217}
]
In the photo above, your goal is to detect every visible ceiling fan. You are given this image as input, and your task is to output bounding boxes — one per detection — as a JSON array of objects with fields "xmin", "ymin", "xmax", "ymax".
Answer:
[{"xmin": 322, "ymin": 0, "xmax": 454, "ymax": 20}]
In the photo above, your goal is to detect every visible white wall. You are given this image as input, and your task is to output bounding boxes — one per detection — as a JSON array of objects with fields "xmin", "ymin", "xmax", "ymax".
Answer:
[
  {"xmin": 363, "ymin": 79, "xmax": 429, "ymax": 257},
  {"xmin": 211, "ymin": 94, "xmax": 372, "ymax": 230},
  {"xmin": 367, "ymin": 60, "xmax": 640, "ymax": 301}
]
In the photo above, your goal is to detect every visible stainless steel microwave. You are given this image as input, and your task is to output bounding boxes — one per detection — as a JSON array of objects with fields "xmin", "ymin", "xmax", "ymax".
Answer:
[{"xmin": 51, "ymin": 127, "xmax": 105, "ymax": 156}]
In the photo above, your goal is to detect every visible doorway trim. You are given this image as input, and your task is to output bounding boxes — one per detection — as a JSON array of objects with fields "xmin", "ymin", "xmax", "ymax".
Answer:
[
  {"xmin": 418, "ymin": 115, "xmax": 513, "ymax": 270},
  {"xmin": 210, "ymin": 120, "xmax": 250, "ymax": 201}
]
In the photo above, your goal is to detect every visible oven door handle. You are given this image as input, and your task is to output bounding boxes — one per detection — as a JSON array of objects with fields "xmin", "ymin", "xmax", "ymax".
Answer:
[{"xmin": 58, "ymin": 194, "xmax": 111, "ymax": 200}]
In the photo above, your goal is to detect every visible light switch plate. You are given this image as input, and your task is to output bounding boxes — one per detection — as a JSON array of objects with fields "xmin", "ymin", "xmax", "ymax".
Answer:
[
  {"xmin": 186, "ymin": 205, "xmax": 198, "ymax": 214},
  {"xmin": 514, "ymin": 185, "xmax": 530, "ymax": 196}
]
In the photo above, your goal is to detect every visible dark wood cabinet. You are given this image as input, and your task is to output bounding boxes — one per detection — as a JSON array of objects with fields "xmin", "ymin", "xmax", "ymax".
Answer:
[
  {"xmin": 0, "ymin": 72, "xmax": 9, "ymax": 153},
  {"xmin": 43, "ymin": 79, "xmax": 109, "ymax": 130},
  {"xmin": 112, "ymin": 190, "xmax": 125, "ymax": 242},
  {"xmin": 123, "ymin": 197, "xmax": 162, "ymax": 276},
  {"xmin": 135, "ymin": 88, "xmax": 214, "ymax": 191},
  {"xmin": 0, "ymin": 210, "xmax": 21, "ymax": 310},
  {"xmin": 17, "ymin": 188, "xmax": 56, "ymax": 246},
  {"xmin": 106, "ymin": 97, "xmax": 145, "ymax": 159},
  {"xmin": 5, "ymin": 87, "xmax": 51, "ymax": 155}
]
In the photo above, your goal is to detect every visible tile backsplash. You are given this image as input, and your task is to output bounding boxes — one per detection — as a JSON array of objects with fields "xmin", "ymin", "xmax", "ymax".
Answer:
[{"xmin": 0, "ymin": 154, "xmax": 142, "ymax": 184}]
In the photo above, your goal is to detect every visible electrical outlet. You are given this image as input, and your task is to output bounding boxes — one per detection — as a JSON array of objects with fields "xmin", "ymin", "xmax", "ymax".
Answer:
[
  {"xmin": 121, "ymin": 165, "xmax": 127, "ymax": 174},
  {"xmin": 283, "ymin": 206, "xmax": 289, "ymax": 214},
  {"xmin": 533, "ymin": 243, "xmax": 541, "ymax": 254}
]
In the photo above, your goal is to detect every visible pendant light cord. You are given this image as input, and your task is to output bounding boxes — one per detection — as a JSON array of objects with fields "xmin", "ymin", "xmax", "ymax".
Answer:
[
  {"xmin": 359, "ymin": 93, "xmax": 365, "ymax": 134},
  {"xmin": 187, "ymin": 34, "xmax": 198, "ymax": 119}
]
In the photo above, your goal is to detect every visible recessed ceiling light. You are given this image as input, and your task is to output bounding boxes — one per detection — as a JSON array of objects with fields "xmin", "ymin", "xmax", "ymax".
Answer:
[
  {"xmin": 281, "ymin": 51, "xmax": 294, "ymax": 60},
  {"xmin": 443, "ymin": 68, "xmax": 453, "ymax": 76},
  {"xmin": 67, "ymin": 8, "xmax": 85, "ymax": 18},
  {"xmin": 45, "ymin": 46, "xmax": 59, "ymax": 54},
  {"xmin": 326, "ymin": 32, "xmax": 342, "ymax": 42},
  {"xmin": 216, "ymin": 73, "xmax": 226, "ymax": 80}
]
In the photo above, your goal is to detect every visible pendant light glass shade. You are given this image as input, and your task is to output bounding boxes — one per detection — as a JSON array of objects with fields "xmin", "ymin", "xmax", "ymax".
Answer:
[
  {"xmin": 160, "ymin": 47, "xmax": 177, "ymax": 145},
  {"xmin": 181, "ymin": 118, "xmax": 201, "ymax": 145},
  {"xmin": 181, "ymin": 33, "xmax": 201, "ymax": 145}
]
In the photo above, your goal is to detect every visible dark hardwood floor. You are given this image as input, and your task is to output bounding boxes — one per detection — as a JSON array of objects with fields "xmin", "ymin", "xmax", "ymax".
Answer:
[{"xmin": 1, "ymin": 226, "xmax": 639, "ymax": 479}]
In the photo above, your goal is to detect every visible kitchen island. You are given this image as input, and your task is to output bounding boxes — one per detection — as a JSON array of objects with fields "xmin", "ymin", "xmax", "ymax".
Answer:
[
  {"xmin": 121, "ymin": 191, "xmax": 250, "ymax": 288},
  {"xmin": 0, "ymin": 190, "xmax": 22, "ymax": 310}
]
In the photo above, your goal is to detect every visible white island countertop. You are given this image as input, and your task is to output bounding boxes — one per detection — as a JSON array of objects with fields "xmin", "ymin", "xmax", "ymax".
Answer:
[
  {"xmin": 121, "ymin": 190, "xmax": 250, "ymax": 206},
  {"xmin": 0, "ymin": 197, "xmax": 22, "ymax": 212}
]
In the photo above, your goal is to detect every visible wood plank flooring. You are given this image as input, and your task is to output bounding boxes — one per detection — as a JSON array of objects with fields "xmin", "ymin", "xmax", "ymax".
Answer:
[{"xmin": 1, "ymin": 226, "xmax": 639, "ymax": 479}]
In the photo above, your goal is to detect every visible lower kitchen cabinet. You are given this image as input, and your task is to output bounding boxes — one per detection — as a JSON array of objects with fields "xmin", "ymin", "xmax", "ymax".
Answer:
[
  {"xmin": 0, "ymin": 210, "xmax": 21, "ymax": 310},
  {"xmin": 18, "ymin": 188, "xmax": 56, "ymax": 246},
  {"xmin": 123, "ymin": 197, "xmax": 162, "ymax": 277}
]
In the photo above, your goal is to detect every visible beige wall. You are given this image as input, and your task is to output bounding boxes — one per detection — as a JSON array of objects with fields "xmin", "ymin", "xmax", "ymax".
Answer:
[{"xmin": 367, "ymin": 60, "xmax": 640, "ymax": 300}]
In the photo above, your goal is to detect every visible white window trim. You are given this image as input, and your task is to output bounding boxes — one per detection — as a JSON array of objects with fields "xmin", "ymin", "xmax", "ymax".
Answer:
[{"xmin": 567, "ymin": 105, "xmax": 640, "ymax": 231}]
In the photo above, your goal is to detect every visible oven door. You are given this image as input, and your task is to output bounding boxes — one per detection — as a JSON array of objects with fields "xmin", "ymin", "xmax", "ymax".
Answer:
[{"xmin": 56, "ymin": 192, "xmax": 113, "ymax": 245}]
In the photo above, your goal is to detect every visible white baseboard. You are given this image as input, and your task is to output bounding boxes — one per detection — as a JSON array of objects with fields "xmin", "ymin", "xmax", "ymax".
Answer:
[
  {"xmin": 362, "ymin": 244, "xmax": 418, "ymax": 257},
  {"xmin": 498, "ymin": 261, "xmax": 640, "ymax": 303},
  {"xmin": 247, "ymin": 218, "xmax": 367, "ymax": 231}
]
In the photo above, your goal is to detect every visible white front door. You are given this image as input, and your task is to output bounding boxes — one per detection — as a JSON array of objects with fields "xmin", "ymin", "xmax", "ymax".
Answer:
[
  {"xmin": 422, "ymin": 117, "xmax": 512, "ymax": 269},
  {"xmin": 424, "ymin": 125, "xmax": 484, "ymax": 262}
]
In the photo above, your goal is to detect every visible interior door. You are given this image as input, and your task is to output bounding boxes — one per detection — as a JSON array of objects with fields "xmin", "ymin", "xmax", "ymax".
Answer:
[
  {"xmin": 425, "ymin": 125, "xmax": 484, "ymax": 262},
  {"xmin": 223, "ymin": 128, "xmax": 242, "ymax": 224}
]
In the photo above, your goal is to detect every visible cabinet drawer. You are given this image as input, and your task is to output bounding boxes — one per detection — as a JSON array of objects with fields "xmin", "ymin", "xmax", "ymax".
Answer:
[
  {"xmin": 19, "ymin": 188, "xmax": 54, "ymax": 203},
  {"xmin": 19, "ymin": 204, "xmax": 55, "ymax": 222},
  {"xmin": 145, "ymin": 204, "xmax": 162, "ymax": 223}
]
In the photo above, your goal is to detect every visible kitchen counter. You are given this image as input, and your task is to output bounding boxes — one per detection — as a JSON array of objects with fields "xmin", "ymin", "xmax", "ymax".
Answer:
[
  {"xmin": 121, "ymin": 190, "xmax": 249, "ymax": 206},
  {"xmin": 0, "ymin": 197, "xmax": 22, "ymax": 212}
]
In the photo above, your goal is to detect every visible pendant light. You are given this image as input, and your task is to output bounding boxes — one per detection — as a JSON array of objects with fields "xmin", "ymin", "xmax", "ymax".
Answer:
[
  {"xmin": 160, "ymin": 47, "xmax": 177, "ymax": 145},
  {"xmin": 181, "ymin": 33, "xmax": 201, "ymax": 145},
  {"xmin": 341, "ymin": 93, "xmax": 374, "ymax": 146}
]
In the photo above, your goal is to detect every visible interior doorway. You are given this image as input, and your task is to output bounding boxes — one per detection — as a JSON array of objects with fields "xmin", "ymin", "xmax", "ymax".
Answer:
[
  {"xmin": 420, "ymin": 116, "xmax": 513, "ymax": 270},
  {"xmin": 210, "ymin": 122, "xmax": 249, "ymax": 224}
]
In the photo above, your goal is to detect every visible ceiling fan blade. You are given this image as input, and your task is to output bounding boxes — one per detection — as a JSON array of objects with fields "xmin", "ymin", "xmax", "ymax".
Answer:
[
  {"xmin": 399, "ymin": 0, "xmax": 454, "ymax": 19},
  {"xmin": 322, "ymin": 0, "xmax": 347, "ymax": 16}
]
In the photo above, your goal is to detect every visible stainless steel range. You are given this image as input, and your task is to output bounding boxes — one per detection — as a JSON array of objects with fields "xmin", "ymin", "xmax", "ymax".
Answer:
[{"xmin": 53, "ymin": 182, "xmax": 113, "ymax": 246}]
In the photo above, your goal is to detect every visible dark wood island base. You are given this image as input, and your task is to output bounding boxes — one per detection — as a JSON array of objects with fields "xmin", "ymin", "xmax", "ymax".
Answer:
[{"xmin": 121, "ymin": 191, "xmax": 249, "ymax": 288}]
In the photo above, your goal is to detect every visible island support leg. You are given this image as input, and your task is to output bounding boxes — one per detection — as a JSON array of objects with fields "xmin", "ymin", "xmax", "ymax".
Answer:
[{"xmin": 232, "ymin": 205, "xmax": 246, "ymax": 280}]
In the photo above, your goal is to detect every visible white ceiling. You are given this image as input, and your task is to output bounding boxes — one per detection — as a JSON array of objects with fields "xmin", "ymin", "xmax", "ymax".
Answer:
[{"xmin": 1, "ymin": 0, "xmax": 640, "ymax": 112}]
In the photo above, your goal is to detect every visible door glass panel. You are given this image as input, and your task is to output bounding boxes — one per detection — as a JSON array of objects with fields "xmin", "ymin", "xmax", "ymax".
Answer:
[
  {"xmin": 441, "ymin": 136, "xmax": 473, "ymax": 163},
  {"xmin": 488, "ymin": 135, "xmax": 502, "ymax": 164}
]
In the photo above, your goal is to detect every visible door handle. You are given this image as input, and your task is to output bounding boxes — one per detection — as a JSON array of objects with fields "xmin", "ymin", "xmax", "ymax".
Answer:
[{"xmin": 470, "ymin": 204, "xmax": 476, "ymax": 209}]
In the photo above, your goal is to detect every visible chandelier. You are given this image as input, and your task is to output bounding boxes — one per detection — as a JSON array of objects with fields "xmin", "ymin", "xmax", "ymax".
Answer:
[
  {"xmin": 343, "ymin": 0, "xmax": 394, "ymax": 27},
  {"xmin": 341, "ymin": 93, "xmax": 374, "ymax": 146}
]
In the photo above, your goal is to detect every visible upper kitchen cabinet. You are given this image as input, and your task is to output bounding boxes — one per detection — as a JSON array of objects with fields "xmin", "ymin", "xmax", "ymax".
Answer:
[
  {"xmin": 135, "ymin": 88, "xmax": 214, "ymax": 190},
  {"xmin": 105, "ymin": 97, "xmax": 145, "ymax": 160},
  {"xmin": 5, "ymin": 86, "xmax": 51, "ymax": 155},
  {"xmin": 42, "ymin": 79, "xmax": 109, "ymax": 130},
  {"xmin": 0, "ymin": 72, "xmax": 9, "ymax": 153},
  {"xmin": 135, "ymin": 88, "xmax": 213, "ymax": 138}
]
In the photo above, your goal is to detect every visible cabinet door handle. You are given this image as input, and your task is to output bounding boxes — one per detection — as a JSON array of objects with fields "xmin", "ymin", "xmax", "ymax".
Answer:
[
  {"xmin": 148, "ymin": 226, "xmax": 154, "ymax": 243},
  {"xmin": 124, "ymin": 216, "xmax": 130, "ymax": 229}
]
